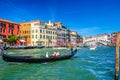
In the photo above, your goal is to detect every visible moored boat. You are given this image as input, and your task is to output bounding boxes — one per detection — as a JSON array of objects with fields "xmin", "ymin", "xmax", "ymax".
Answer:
[
  {"xmin": 37, "ymin": 46, "xmax": 45, "ymax": 49},
  {"xmin": 90, "ymin": 44, "xmax": 97, "ymax": 50},
  {"xmin": 53, "ymin": 47, "xmax": 68, "ymax": 49}
]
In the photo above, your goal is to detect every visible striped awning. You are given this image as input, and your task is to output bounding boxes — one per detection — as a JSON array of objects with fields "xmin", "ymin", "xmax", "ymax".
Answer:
[{"xmin": 20, "ymin": 40, "xmax": 26, "ymax": 42}]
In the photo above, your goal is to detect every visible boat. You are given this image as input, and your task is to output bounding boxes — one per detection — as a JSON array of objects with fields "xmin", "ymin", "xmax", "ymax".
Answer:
[
  {"xmin": 53, "ymin": 47, "xmax": 68, "ymax": 50},
  {"xmin": 37, "ymin": 46, "xmax": 45, "ymax": 49},
  {"xmin": 9, "ymin": 46, "xmax": 36, "ymax": 49},
  {"xmin": 0, "ymin": 48, "xmax": 77, "ymax": 63},
  {"xmin": 90, "ymin": 44, "xmax": 97, "ymax": 50}
]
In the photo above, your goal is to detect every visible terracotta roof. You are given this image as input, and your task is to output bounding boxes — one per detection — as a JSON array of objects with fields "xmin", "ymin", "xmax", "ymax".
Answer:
[
  {"xmin": 0, "ymin": 18, "xmax": 17, "ymax": 24},
  {"xmin": 20, "ymin": 20, "xmax": 44, "ymax": 24},
  {"xmin": 54, "ymin": 22, "xmax": 62, "ymax": 24}
]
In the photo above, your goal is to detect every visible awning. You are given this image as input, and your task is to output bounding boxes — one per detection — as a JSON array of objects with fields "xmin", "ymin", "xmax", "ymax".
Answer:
[
  {"xmin": 20, "ymin": 40, "xmax": 26, "ymax": 42},
  {"xmin": 0, "ymin": 39, "xmax": 3, "ymax": 42},
  {"xmin": 56, "ymin": 41, "xmax": 64, "ymax": 45}
]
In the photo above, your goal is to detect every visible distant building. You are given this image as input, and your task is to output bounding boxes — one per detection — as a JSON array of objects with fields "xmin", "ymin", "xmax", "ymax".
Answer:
[
  {"xmin": 54, "ymin": 22, "xmax": 68, "ymax": 46},
  {"xmin": 69, "ymin": 31, "xmax": 77, "ymax": 46},
  {"xmin": 96, "ymin": 34, "xmax": 111, "ymax": 44},
  {"xmin": 111, "ymin": 32, "xmax": 117, "ymax": 44},
  {"xmin": 0, "ymin": 18, "xmax": 20, "ymax": 45},
  {"xmin": 76, "ymin": 34, "xmax": 83, "ymax": 46}
]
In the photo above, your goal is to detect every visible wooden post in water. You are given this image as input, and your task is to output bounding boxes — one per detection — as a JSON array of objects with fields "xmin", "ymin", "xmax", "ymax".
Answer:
[{"xmin": 115, "ymin": 32, "xmax": 120, "ymax": 80}]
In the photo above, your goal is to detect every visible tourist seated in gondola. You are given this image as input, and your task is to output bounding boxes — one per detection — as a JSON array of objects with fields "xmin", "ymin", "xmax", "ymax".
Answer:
[
  {"xmin": 55, "ymin": 51, "xmax": 60, "ymax": 56},
  {"xmin": 50, "ymin": 52, "xmax": 56, "ymax": 58}
]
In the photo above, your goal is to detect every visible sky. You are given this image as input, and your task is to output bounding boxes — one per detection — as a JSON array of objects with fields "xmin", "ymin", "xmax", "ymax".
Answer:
[{"xmin": 0, "ymin": 0, "xmax": 120, "ymax": 36}]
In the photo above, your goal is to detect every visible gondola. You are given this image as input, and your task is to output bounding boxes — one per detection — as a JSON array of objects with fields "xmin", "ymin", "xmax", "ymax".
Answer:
[{"xmin": 0, "ymin": 48, "xmax": 77, "ymax": 63}]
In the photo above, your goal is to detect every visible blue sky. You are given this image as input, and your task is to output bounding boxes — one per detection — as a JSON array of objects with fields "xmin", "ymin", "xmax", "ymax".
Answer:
[{"xmin": 0, "ymin": 0, "xmax": 120, "ymax": 36}]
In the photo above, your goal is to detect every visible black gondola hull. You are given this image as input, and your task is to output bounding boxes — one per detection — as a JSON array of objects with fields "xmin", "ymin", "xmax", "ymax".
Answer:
[{"xmin": 2, "ymin": 49, "xmax": 77, "ymax": 63}]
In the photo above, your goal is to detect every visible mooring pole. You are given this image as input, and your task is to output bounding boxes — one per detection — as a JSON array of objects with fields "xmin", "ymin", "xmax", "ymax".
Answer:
[{"xmin": 115, "ymin": 32, "xmax": 120, "ymax": 80}]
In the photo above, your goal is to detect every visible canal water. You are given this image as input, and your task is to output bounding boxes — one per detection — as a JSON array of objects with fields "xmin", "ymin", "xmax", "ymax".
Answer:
[{"xmin": 0, "ymin": 47, "xmax": 117, "ymax": 80}]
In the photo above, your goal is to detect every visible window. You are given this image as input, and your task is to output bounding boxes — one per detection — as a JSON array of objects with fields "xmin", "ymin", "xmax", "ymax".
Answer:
[
  {"xmin": 32, "ymin": 35, "xmax": 34, "ymax": 38},
  {"xmin": 3, "ymin": 23, "xmax": 6, "ymax": 27},
  {"xmin": 11, "ymin": 24, "xmax": 14, "ymax": 28},
  {"xmin": 24, "ymin": 24, "xmax": 26, "ymax": 26},
  {"xmin": 43, "ymin": 30, "xmax": 45, "ymax": 33},
  {"xmin": 40, "ymin": 35, "xmax": 42, "ymax": 38},
  {"xmin": 46, "ymin": 36, "xmax": 49, "ymax": 39},
  {"xmin": 32, "ymin": 30, "xmax": 34, "ymax": 33},
  {"xmin": 36, "ymin": 35, "xmax": 37, "ymax": 39},
  {"xmin": 11, "ymin": 30, "xmax": 13, "ymax": 34},
  {"xmin": 46, "ymin": 31, "xmax": 48, "ymax": 34},
  {"xmin": 51, "ymin": 36, "xmax": 52, "ymax": 39},
  {"xmin": 3, "ymin": 28, "xmax": 5, "ymax": 33},
  {"xmin": 34, "ymin": 23, "xmax": 40, "ymax": 26},
  {"xmin": 27, "ymin": 24, "xmax": 31, "ymax": 26},
  {"xmin": 36, "ymin": 30, "xmax": 38, "ymax": 33},
  {"xmin": 40, "ymin": 29, "xmax": 42, "ymax": 33},
  {"xmin": 9, "ymin": 29, "xmax": 10, "ymax": 33},
  {"xmin": 1, "ymin": 23, "xmax": 3, "ymax": 27},
  {"xmin": 43, "ymin": 35, "xmax": 45, "ymax": 39},
  {"xmin": 18, "ymin": 26, "xmax": 19, "ymax": 29},
  {"xmin": 0, "ymin": 28, "xmax": 1, "ymax": 32}
]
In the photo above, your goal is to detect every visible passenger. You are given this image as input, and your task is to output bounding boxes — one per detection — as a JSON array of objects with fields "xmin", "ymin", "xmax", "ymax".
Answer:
[
  {"xmin": 64, "ymin": 50, "xmax": 67, "ymax": 55},
  {"xmin": 56, "ymin": 51, "xmax": 60, "ymax": 56},
  {"xmin": 53, "ymin": 52, "xmax": 56, "ymax": 57},
  {"xmin": 46, "ymin": 52, "xmax": 49, "ymax": 58},
  {"xmin": 50, "ymin": 52, "xmax": 56, "ymax": 58}
]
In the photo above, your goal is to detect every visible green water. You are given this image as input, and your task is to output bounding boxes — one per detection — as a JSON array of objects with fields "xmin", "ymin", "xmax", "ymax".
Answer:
[{"xmin": 0, "ymin": 47, "xmax": 117, "ymax": 80}]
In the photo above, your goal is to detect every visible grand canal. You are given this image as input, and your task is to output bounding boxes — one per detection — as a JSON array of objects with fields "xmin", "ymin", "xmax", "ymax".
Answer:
[{"xmin": 0, "ymin": 47, "xmax": 117, "ymax": 80}]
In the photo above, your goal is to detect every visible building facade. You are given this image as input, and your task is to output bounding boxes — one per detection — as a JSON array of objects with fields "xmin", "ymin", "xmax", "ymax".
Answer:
[
  {"xmin": 20, "ymin": 20, "xmax": 57, "ymax": 47},
  {"xmin": 69, "ymin": 31, "xmax": 77, "ymax": 46},
  {"xmin": 20, "ymin": 22, "xmax": 31, "ymax": 46},
  {"xmin": 76, "ymin": 34, "xmax": 83, "ymax": 46},
  {"xmin": 111, "ymin": 32, "xmax": 117, "ymax": 44},
  {"xmin": 96, "ymin": 34, "xmax": 111, "ymax": 45},
  {"xmin": 54, "ymin": 22, "xmax": 68, "ymax": 46},
  {"xmin": 0, "ymin": 19, "xmax": 20, "ymax": 44}
]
